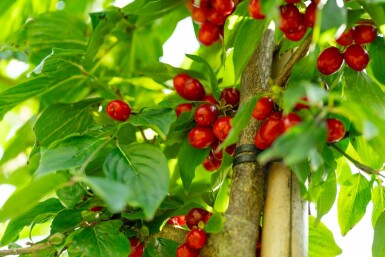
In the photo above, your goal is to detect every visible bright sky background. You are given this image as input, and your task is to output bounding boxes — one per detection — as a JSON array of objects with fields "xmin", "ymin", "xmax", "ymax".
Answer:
[{"xmin": 0, "ymin": 0, "xmax": 374, "ymax": 256}]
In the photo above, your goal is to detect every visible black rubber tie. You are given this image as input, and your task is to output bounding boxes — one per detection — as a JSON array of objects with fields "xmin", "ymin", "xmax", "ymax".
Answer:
[
  {"xmin": 233, "ymin": 153, "xmax": 258, "ymax": 166},
  {"xmin": 234, "ymin": 144, "xmax": 257, "ymax": 156}
]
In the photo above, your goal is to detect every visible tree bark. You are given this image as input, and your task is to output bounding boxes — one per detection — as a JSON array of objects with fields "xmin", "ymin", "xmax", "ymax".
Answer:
[{"xmin": 203, "ymin": 29, "xmax": 275, "ymax": 257}]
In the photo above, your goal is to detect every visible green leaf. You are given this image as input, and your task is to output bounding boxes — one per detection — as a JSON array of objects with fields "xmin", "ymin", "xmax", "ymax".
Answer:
[
  {"xmin": 360, "ymin": 2, "xmax": 385, "ymax": 28},
  {"xmin": 103, "ymin": 144, "xmax": 170, "ymax": 218},
  {"xmin": 56, "ymin": 183, "xmax": 86, "ymax": 209},
  {"xmin": 145, "ymin": 238, "xmax": 179, "ymax": 257},
  {"xmin": 129, "ymin": 107, "xmax": 177, "ymax": 140},
  {"xmin": 204, "ymin": 213, "xmax": 225, "ymax": 233},
  {"xmin": 0, "ymin": 198, "xmax": 64, "ymax": 246},
  {"xmin": 320, "ymin": 0, "xmax": 347, "ymax": 32},
  {"xmin": 372, "ymin": 212, "xmax": 385, "ymax": 257},
  {"xmin": 68, "ymin": 220, "xmax": 130, "ymax": 257},
  {"xmin": 51, "ymin": 209, "xmax": 84, "ymax": 234},
  {"xmin": 372, "ymin": 185, "xmax": 385, "ymax": 227},
  {"xmin": 337, "ymin": 173, "xmax": 371, "ymax": 235},
  {"xmin": 221, "ymin": 96, "xmax": 258, "ymax": 148},
  {"xmin": 178, "ymin": 139, "xmax": 210, "ymax": 192},
  {"xmin": 309, "ymin": 216, "xmax": 342, "ymax": 257},
  {"xmin": 368, "ymin": 37, "xmax": 385, "ymax": 85},
  {"xmin": 36, "ymin": 135, "xmax": 109, "ymax": 175},
  {"xmin": 0, "ymin": 173, "xmax": 68, "ymax": 223},
  {"xmin": 34, "ymin": 98, "xmax": 101, "ymax": 147},
  {"xmin": 185, "ymin": 54, "xmax": 220, "ymax": 100}
]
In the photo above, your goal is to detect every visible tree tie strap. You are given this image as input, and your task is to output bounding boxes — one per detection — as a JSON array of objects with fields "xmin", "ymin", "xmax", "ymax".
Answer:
[{"xmin": 233, "ymin": 144, "xmax": 262, "ymax": 166}]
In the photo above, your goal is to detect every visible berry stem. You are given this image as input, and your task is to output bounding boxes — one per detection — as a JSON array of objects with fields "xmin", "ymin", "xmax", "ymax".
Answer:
[
  {"xmin": 0, "ymin": 242, "xmax": 53, "ymax": 256},
  {"xmin": 275, "ymin": 32, "xmax": 313, "ymax": 87},
  {"xmin": 330, "ymin": 144, "xmax": 385, "ymax": 179}
]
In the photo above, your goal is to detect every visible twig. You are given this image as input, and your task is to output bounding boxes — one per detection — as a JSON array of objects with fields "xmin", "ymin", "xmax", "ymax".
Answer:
[
  {"xmin": 330, "ymin": 144, "xmax": 385, "ymax": 179},
  {"xmin": 0, "ymin": 242, "xmax": 52, "ymax": 256},
  {"xmin": 275, "ymin": 33, "xmax": 313, "ymax": 87}
]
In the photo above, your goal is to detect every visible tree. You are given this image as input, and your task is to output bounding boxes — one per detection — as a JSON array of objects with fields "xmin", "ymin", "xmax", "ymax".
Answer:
[{"xmin": 0, "ymin": 0, "xmax": 384, "ymax": 256}]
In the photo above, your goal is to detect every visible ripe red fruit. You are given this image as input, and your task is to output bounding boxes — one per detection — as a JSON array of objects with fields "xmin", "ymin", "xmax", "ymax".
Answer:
[
  {"xmin": 202, "ymin": 152, "xmax": 222, "ymax": 171},
  {"xmin": 176, "ymin": 243, "xmax": 200, "ymax": 257},
  {"xmin": 194, "ymin": 104, "xmax": 219, "ymax": 126},
  {"xmin": 207, "ymin": 8, "xmax": 228, "ymax": 25},
  {"xmin": 317, "ymin": 47, "xmax": 344, "ymax": 75},
  {"xmin": 176, "ymin": 103, "xmax": 193, "ymax": 118},
  {"xmin": 254, "ymin": 129, "xmax": 270, "ymax": 150},
  {"xmin": 343, "ymin": 44, "xmax": 369, "ymax": 71},
  {"xmin": 167, "ymin": 215, "xmax": 186, "ymax": 226},
  {"xmin": 220, "ymin": 88, "xmax": 240, "ymax": 107},
  {"xmin": 198, "ymin": 22, "xmax": 221, "ymax": 46},
  {"xmin": 129, "ymin": 238, "xmax": 144, "ymax": 257},
  {"xmin": 279, "ymin": 4, "xmax": 303, "ymax": 33},
  {"xmin": 294, "ymin": 96, "xmax": 309, "ymax": 110},
  {"xmin": 304, "ymin": 1, "xmax": 317, "ymax": 28},
  {"xmin": 336, "ymin": 27, "xmax": 355, "ymax": 46},
  {"xmin": 191, "ymin": 0, "xmax": 210, "ymax": 8},
  {"xmin": 252, "ymin": 97, "xmax": 274, "ymax": 120},
  {"xmin": 211, "ymin": 140, "xmax": 224, "ymax": 160},
  {"xmin": 174, "ymin": 73, "xmax": 191, "ymax": 98},
  {"xmin": 90, "ymin": 206, "xmax": 103, "ymax": 212},
  {"xmin": 212, "ymin": 0, "xmax": 234, "ymax": 15},
  {"xmin": 225, "ymin": 144, "xmax": 236, "ymax": 156},
  {"xmin": 248, "ymin": 0, "xmax": 265, "ymax": 20},
  {"xmin": 184, "ymin": 78, "xmax": 206, "ymax": 101},
  {"xmin": 326, "ymin": 118, "xmax": 346, "ymax": 143},
  {"xmin": 259, "ymin": 112, "xmax": 283, "ymax": 145},
  {"xmin": 281, "ymin": 113, "xmax": 302, "ymax": 132},
  {"xmin": 187, "ymin": 229, "xmax": 207, "ymax": 249},
  {"xmin": 186, "ymin": 208, "xmax": 210, "ymax": 229},
  {"xmin": 188, "ymin": 126, "xmax": 216, "ymax": 149},
  {"xmin": 354, "ymin": 24, "xmax": 377, "ymax": 45},
  {"xmin": 284, "ymin": 22, "xmax": 307, "ymax": 41},
  {"xmin": 285, "ymin": 0, "xmax": 300, "ymax": 3},
  {"xmin": 213, "ymin": 116, "xmax": 232, "ymax": 141},
  {"xmin": 203, "ymin": 95, "xmax": 219, "ymax": 105},
  {"xmin": 106, "ymin": 100, "xmax": 131, "ymax": 122},
  {"xmin": 192, "ymin": 7, "xmax": 208, "ymax": 24}
]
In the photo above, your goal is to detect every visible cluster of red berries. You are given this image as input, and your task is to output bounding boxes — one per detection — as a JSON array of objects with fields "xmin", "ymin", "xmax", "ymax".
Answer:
[
  {"xmin": 317, "ymin": 23, "xmax": 378, "ymax": 75},
  {"xmin": 173, "ymin": 73, "xmax": 238, "ymax": 171},
  {"xmin": 186, "ymin": 0, "xmax": 239, "ymax": 46},
  {"xmin": 106, "ymin": 99, "xmax": 132, "ymax": 122},
  {"xmin": 252, "ymin": 96, "xmax": 346, "ymax": 150},
  {"xmin": 249, "ymin": 0, "xmax": 319, "ymax": 42},
  {"xmin": 168, "ymin": 208, "xmax": 212, "ymax": 257}
]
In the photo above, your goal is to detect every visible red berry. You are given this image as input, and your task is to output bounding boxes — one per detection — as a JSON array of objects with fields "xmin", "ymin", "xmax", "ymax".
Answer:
[
  {"xmin": 294, "ymin": 96, "xmax": 309, "ymax": 110},
  {"xmin": 284, "ymin": 23, "xmax": 307, "ymax": 41},
  {"xmin": 212, "ymin": 0, "xmax": 234, "ymax": 15},
  {"xmin": 188, "ymin": 126, "xmax": 216, "ymax": 149},
  {"xmin": 285, "ymin": 0, "xmax": 300, "ymax": 3},
  {"xmin": 174, "ymin": 73, "xmax": 191, "ymax": 98},
  {"xmin": 176, "ymin": 243, "xmax": 200, "ymax": 257},
  {"xmin": 184, "ymin": 78, "xmax": 206, "ymax": 101},
  {"xmin": 343, "ymin": 44, "xmax": 369, "ymax": 71},
  {"xmin": 176, "ymin": 103, "xmax": 193, "ymax": 118},
  {"xmin": 254, "ymin": 129, "xmax": 270, "ymax": 150},
  {"xmin": 202, "ymin": 212, "xmax": 212, "ymax": 224},
  {"xmin": 225, "ymin": 144, "xmax": 236, "ymax": 156},
  {"xmin": 279, "ymin": 4, "xmax": 303, "ymax": 33},
  {"xmin": 354, "ymin": 24, "xmax": 377, "ymax": 45},
  {"xmin": 186, "ymin": 208, "xmax": 210, "ymax": 229},
  {"xmin": 202, "ymin": 152, "xmax": 222, "ymax": 171},
  {"xmin": 336, "ymin": 27, "xmax": 355, "ymax": 46},
  {"xmin": 192, "ymin": 7, "xmax": 208, "ymax": 24},
  {"xmin": 198, "ymin": 22, "xmax": 221, "ymax": 46},
  {"xmin": 220, "ymin": 88, "xmax": 240, "ymax": 107},
  {"xmin": 129, "ymin": 238, "xmax": 144, "ymax": 257},
  {"xmin": 167, "ymin": 215, "xmax": 186, "ymax": 226},
  {"xmin": 194, "ymin": 103, "xmax": 219, "ymax": 126},
  {"xmin": 304, "ymin": 1, "xmax": 317, "ymax": 28},
  {"xmin": 207, "ymin": 8, "xmax": 228, "ymax": 25},
  {"xmin": 211, "ymin": 140, "xmax": 224, "ymax": 160},
  {"xmin": 90, "ymin": 206, "xmax": 103, "ymax": 212},
  {"xmin": 191, "ymin": 0, "xmax": 210, "ymax": 8},
  {"xmin": 213, "ymin": 116, "xmax": 232, "ymax": 141},
  {"xmin": 106, "ymin": 100, "xmax": 131, "ymax": 122},
  {"xmin": 252, "ymin": 97, "xmax": 274, "ymax": 120},
  {"xmin": 326, "ymin": 118, "xmax": 346, "ymax": 143},
  {"xmin": 281, "ymin": 113, "xmax": 302, "ymax": 132},
  {"xmin": 317, "ymin": 47, "xmax": 344, "ymax": 75},
  {"xmin": 248, "ymin": 0, "xmax": 265, "ymax": 20},
  {"xmin": 203, "ymin": 95, "xmax": 219, "ymax": 105},
  {"xmin": 187, "ymin": 229, "xmax": 207, "ymax": 249},
  {"xmin": 259, "ymin": 112, "xmax": 283, "ymax": 145}
]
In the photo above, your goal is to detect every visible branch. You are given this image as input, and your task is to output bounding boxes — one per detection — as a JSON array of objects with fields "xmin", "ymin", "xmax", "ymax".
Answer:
[
  {"xmin": 330, "ymin": 144, "xmax": 385, "ymax": 179},
  {"xmin": 275, "ymin": 33, "xmax": 313, "ymax": 87},
  {"xmin": 0, "ymin": 242, "xmax": 52, "ymax": 256}
]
